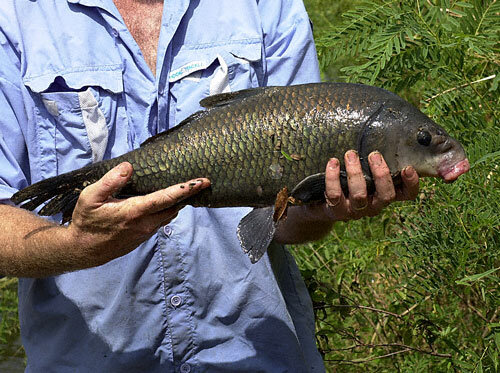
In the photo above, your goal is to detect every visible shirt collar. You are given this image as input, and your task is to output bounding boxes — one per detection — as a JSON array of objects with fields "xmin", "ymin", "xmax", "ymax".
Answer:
[{"xmin": 67, "ymin": 0, "xmax": 118, "ymax": 16}]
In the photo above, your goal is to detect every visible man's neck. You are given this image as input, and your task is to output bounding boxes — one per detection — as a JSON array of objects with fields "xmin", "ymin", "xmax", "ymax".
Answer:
[{"xmin": 114, "ymin": 0, "xmax": 164, "ymax": 75}]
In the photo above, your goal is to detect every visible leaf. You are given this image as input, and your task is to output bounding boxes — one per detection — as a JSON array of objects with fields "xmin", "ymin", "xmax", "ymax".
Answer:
[
  {"xmin": 456, "ymin": 2, "xmax": 474, "ymax": 8},
  {"xmin": 280, "ymin": 149, "xmax": 293, "ymax": 161},
  {"xmin": 455, "ymin": 267, "xmax": 500, "ymax": 286},
  {"xmin": 471, "ymin": 150, "xmax": 500, "ymax": 168}
]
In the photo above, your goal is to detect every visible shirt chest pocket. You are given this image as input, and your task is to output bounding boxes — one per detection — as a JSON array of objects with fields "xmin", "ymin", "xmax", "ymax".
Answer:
[
  {"xmin": 24, "ymin": 70, "xmax": 128, "ymax": 177},
  {"xmin": 168, "ymin": 41, "xmax": 263, "ymax": 126}
]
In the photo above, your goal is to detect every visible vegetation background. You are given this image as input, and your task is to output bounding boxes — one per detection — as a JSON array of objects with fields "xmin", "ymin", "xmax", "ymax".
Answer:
[
  {"xmin": 1, "ymin": 0, "xmax": 498, "ymax": 371},
  {"xmin": 296, "ymin": 0, "xmax": 499, "ymax": 371}
]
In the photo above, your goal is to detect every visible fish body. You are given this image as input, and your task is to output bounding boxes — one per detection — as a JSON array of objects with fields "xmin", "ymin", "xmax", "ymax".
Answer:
[{"xmin": 11, "ymin": 83, "xmax": 470, "ymax": 262}]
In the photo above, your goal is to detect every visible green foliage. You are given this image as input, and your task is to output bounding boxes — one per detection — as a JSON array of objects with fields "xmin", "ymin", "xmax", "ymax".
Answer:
[
  {"xmin": 0, "ymin": 277, "xmax": 24, "ymax": 362},
  {"xmin": 300, "ymin": 0, "xmax": 499, "ymax": 371}
]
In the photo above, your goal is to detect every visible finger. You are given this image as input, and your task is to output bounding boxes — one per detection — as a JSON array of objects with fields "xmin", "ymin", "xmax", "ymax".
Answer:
[
  {"xmin": 344, "ymin": 150, "xmax": 368, "ymax": 211},
  {"xmin": 368, "ymin": 152, "xmax": 396, "ymax": 210},
  {"xmin": 396, "ymin": 166, "xmax": 419, "ymax": 201},
  {"xmin": 80, "ymin": 162, "xmax": 132, "ymax": 205},
  {"xmin": 324, "ymin": 158, "xmax": 343, "ymax": 207},
  {"xmin": 130, "ymin": 178, "xmax": 210, "ymax": 216}
]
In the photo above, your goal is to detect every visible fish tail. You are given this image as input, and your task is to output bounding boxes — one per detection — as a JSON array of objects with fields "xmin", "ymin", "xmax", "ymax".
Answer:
[{"xmin": 11, "ymin": 163, "xmax": 107, "ymax": 223}]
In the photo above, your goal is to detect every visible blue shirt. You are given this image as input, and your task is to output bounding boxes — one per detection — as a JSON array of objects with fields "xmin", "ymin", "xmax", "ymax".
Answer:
[{"xmin": 0, "ymin": 1, "xmax": 323, "ymax": 371}]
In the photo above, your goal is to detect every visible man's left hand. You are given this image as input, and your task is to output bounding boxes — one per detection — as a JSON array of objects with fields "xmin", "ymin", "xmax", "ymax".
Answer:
[
  {"xmin": 274, "ymin": 150, "xmax": 419, "ymax": 244},
  {"xmin": 319, "ymin": 150, "xmax": 420, "ymax": 221}
]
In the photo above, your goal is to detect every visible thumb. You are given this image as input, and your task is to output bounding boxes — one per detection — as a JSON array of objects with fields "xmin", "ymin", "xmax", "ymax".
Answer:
[{"xmin": 83, "ymin": 162, "xmax": 133, "ymax": 204}]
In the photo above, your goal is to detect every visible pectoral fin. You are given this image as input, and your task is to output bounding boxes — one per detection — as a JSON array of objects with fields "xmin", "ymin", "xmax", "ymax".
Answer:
[
  {"xmin": 290, "ymin": 171, "xmax": 377, "ymax": 201},
  {"xmin": 237, "ymin": 188, "xmax": 290, "ymax": 264},
  {"xmin": 290, "ymin": 173, "xmax": 326, "ymax": 203}
]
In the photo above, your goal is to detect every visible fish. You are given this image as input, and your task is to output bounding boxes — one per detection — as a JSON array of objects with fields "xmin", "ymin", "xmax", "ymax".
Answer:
[{"xmin": 11, "ymin": 83, "xmax": 470, "ymax": 263}]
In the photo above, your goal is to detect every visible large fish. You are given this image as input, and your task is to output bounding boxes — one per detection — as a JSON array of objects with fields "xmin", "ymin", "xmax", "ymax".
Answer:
[{"xmin": 11, "ymin": 83, "xmax": 470, "ymax": 263}]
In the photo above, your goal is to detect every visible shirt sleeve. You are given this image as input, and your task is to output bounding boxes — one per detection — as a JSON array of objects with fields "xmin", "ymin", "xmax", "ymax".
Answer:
[
  {"xmin": 258, "ymin": 0, "xmax": 321, "ymax": 86},
  {"xmin": 0, "ymin": 31, "xmax": 30, "ymax": 204}
]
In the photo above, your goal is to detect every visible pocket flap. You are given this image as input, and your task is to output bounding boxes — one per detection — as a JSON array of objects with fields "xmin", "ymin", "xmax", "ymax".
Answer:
[
  {"xmin": 169, "ymin": 40, "xmax": 262, "ymax": 83},
  {"xmin": 23, "ymin": 64, "xmax": 124, "ymax": 94}
]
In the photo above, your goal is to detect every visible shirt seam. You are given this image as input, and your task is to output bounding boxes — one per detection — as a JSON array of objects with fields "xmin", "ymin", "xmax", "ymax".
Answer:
[
  {"xmin": 23, "ymin": 63, "xmax": 123, "ymax": 83},
  {"xmin": 180, "ymin": 38, "xmax": 262, "ymax": 50}
]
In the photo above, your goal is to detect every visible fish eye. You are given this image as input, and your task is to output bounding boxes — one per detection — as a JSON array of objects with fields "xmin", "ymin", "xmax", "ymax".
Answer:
[{"xmin": 417, "ymin": 130, "xmax": 432, "ymax": 146}]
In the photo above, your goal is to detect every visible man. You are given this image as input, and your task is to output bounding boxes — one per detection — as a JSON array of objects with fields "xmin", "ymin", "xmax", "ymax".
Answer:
[{"xmin": 0, "ymin": 0, "xmax": 419, "ymax": 371}]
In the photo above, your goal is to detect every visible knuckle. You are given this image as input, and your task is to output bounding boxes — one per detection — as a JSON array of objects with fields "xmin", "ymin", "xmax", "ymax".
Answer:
[
  {"xmin": 77, "ymin": 190, "xmax": 92, "ymax": 209},
  {"xmin": 352, "ymin": 192, "xmax": 367, "ymax": 203},
  {"xmin": 381, "ymin": 191, "xmax": 396, "ymax": 204},
  {"xmin": 372, "ymin": 165, "xmax": 390, "ymax": 178},
  {"xmin": 79, "ymin": 187, "xmax": 91, "ymax": 200},
  {"xmin": 125, "ymin": 201, "xmax": 144, "ymax": 220},
  {"xmin": 347, "ymin": 168, "xmax": 363, "ymax": 178},
  {"xmin": 99, "ymin": 176, "xmax": 116, "ymax": 191},
  {"xmin": 326, "ymin": 189, "xmax": 342, "ymax": 201},
  {"xmin": 162, "ymin": 191, "xmax": 179, "ymax": 205}
]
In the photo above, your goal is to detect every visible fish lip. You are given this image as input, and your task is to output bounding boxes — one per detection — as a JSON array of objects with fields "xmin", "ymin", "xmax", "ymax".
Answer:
[{"xmin": 438, "ymin": 158, "xmax": 470, "ymax": 183}]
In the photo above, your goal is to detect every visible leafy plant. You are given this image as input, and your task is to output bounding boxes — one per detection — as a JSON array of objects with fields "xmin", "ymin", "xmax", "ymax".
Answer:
[
  {"xmin": 300, "ymin": 0, "xmax": 499, "ymax": 371},
  {"xmin": 0, "ymin": 277, "xmax": 24, "ymax": 363}
]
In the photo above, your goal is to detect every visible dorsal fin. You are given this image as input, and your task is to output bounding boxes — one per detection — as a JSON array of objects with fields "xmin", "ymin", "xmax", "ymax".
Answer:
[
  {"xmin": 199, "ymin": 86, "xmax": 277, "ymax": 109},
  {"xmin": 140, "ymin": 110, "xmax": 208, "ymax": 147}
]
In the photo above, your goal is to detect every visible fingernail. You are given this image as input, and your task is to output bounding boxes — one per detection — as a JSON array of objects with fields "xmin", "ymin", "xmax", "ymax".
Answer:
[
  {"xmin": 369, "ymin": 152, "xmax": 382, "ymax": 166},
  {"xmin": 404, "ymin": 166, "xmax": 415, "ymax": 178},
  {"xmin": 347, "ymin": 150, "xmax": 358, "ymax": 163},
  {"xmin": 118, "ymin": 163, "xmax": 129, "ymax": 177},
  {"xmin": 328, "ymin": 158, "xmax": 339, "ymax": 170}
]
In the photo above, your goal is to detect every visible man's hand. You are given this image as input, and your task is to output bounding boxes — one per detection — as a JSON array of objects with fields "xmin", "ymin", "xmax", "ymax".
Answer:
[
  {"xmin": 0, "ymin": 162, "xmax": 210, "ymax": 277},
  {"xmin": 66, "ymin": 162, "xmax": 210, "ymax": 266},
  {"xmin": 274, "ymin": 150, "xmax": 419, "ymax": 244},
  {"xmin": 321, "ymin": 150, "xmax": 419, "ymax": 221}
]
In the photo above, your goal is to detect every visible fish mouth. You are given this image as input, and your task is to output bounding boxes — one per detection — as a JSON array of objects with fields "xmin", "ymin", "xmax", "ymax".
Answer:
[{"xmin": 438, "ymin": 158, "xmax": 470, "ymax": 183}]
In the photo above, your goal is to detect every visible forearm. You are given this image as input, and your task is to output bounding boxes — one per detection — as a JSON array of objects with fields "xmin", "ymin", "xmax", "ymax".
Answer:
[
  {"xmin": 273, "ymin": 205, "xmax": 334, "ymax": 244},
  {"xmin": 0, "ymin": 204, "xmax": 93, "ymax": 277}
]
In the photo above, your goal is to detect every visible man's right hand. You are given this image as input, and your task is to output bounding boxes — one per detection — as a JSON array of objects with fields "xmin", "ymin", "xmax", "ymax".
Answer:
[
  {"xmin": 0, "ymin": 162, "xmax": 210, "ymax": 277},
  {"xmin": 66, "ymin": 162, "xmax": 210, "ymax": 267}
]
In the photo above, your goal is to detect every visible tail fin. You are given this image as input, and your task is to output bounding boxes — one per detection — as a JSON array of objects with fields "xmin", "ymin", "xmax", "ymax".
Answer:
[{"xmin": 11, "ymin": 165, "xmax": 101, "ymax": 223}]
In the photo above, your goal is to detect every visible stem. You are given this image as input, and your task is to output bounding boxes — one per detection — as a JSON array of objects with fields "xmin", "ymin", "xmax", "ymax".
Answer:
[
  {"xmin": 315, "ymin": 303, "xmax": 402, "ymax": 319},
  {"xmin": 425, "ymin": 74, "xmax": 496, "ymax": 102},
  {"xmin": 475, "ymin": 0, "xmax": 496, "ymax": 36}
]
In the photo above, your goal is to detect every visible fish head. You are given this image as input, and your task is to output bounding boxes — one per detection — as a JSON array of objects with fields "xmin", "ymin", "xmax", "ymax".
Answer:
[{"xmin": 360, "ymin": 99, "xmax": 470, "ymax": 182}]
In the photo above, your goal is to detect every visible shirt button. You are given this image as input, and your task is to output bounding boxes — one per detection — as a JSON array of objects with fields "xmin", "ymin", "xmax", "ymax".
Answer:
[
  {"xmin": 170, "ymin": 295, "xmax": 182, "ymax": 307},
  {"xmin": 180, "ymin": 363, "xmax": 191, "ymax": 373},
  {"xmin": 111, "ymin": 28, "xmax": 119, "ymax": 38},
  {"xmin": 163, "ymin": 225, "xmax": 172, "ymax": 237}
]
